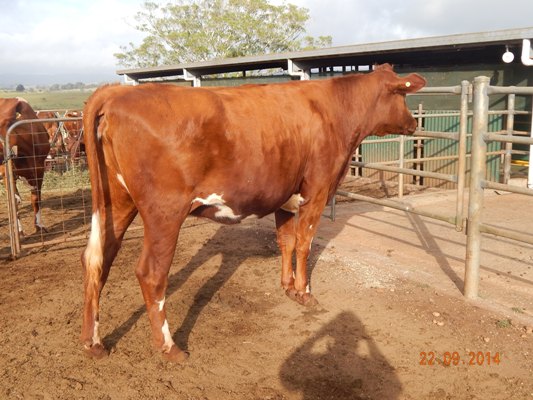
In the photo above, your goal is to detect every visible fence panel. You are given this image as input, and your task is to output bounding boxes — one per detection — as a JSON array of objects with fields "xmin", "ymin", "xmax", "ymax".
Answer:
[{"xmin": 1, "ymin": 117, "xmax": 91, "ymax": 259}]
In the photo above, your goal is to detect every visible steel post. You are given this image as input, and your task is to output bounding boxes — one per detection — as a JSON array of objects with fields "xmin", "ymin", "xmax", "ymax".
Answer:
[
  {"xmin": 398, "ymin": 135, "xmax": 405, "ymax": 198},
  {"xmin": 464, "ymin": 76, "xmax": 490, "ymax": 299},
  {"xmin": 529, "ymin": 101, "xmax": 533, "ymax": 189},
  {"xmin": 503, "ymin": 94, "xmax": 515, "ymax": 184},
  {"xmin": 455, "ymin": 81, "xmax": 470, "ymax": 231}
]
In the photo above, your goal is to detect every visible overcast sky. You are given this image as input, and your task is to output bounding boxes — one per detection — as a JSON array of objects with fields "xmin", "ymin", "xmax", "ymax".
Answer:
[{"xmin": 1, "ymin": 0, "xmax": 533, "ymax": 84}]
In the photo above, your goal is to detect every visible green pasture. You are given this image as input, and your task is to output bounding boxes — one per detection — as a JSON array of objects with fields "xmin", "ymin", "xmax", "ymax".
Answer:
[{"xmin": 0, "ymin": 90, "xmax": 92, "ymax": 110}]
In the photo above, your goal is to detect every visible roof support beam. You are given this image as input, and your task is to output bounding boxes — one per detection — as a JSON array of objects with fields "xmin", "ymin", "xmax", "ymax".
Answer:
[
  {"xmin": 123, "ymin": 74, "xmax": 138, "ymax": 86},
  {"xmin": 521, "ymin": 39, "xmax": 533, "ymax": 66},
  {"xmin": 183, "ymin": 68, "xmax": 202, "ymax": 87},
  {"xmin": 288, "ymin": 59, "xmax": 310, "ymax": 80}
]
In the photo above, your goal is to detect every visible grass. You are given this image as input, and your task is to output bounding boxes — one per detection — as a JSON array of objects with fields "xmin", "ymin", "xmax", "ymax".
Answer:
[
  {"xmin": 496, "ymin": 319, "xmax": 512, "ymax": 328},
  {"xmin": 0, "ymin": 90, "xmax": 92, "ymax": 110},
  {"xmin": 0, "ymin": 167, "xmax": 91, "ymax": 196},
  {"xmin": 43, "ymin": 167, "xmax": 91, "ymax": 191}
]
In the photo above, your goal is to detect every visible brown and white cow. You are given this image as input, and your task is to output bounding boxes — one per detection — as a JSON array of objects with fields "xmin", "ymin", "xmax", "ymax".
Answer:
[
  {"xmin": 63, "ymin": 110, "xmax": 85, "ymax": 161},
  {"xmin": 36, "ymin": 110, "xmax": 66, "ymax": 157},
  {"xmin": 80, "ymin": 64, "xmax": 425, "ymax": 361},
  {"xmin": 0, "ymin": 98, "xmax": 51, "ymax": 232}
]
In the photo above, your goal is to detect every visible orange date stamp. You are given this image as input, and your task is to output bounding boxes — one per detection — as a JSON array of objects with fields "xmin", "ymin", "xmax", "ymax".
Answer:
[{"xmin": 419, "ymin": 351, "xmax": 501, "ymax": 366}]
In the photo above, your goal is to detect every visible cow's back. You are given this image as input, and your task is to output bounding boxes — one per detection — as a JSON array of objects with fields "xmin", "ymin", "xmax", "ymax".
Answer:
[{"xmin": 86, "ymin": 82, "xmax": 338, "ymax": 218}]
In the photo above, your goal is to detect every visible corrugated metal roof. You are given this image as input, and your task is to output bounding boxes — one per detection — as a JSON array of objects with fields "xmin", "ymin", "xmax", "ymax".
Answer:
[{"xmin": 117, "ymin": 27, "xmax": 533, "ymax": 81}]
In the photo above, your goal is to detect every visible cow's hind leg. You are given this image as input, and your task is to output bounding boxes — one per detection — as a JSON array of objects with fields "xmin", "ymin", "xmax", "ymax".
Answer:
[
  {"xmin": 135, "ymin": 211, "xmax": 189, "ymax": 363},
  {"xmin": 81, "ymin": 192, "xmax": 137, "ymax": 359}
]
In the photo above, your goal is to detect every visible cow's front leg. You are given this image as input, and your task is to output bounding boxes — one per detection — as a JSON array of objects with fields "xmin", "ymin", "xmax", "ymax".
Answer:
[
  {"xmin": 30, "ymin": 186, "xmax": 47, "ymax": 233},
  {"xmin": 292, "ymin": 198, "xmax": 325, "ymax": 307}
]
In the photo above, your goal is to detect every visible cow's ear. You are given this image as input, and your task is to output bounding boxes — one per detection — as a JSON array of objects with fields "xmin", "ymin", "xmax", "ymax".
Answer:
[
  {"xmin": 15, "ymin": 98, "xmax": 37, "ymax": 118},
  {"xmin": 390, "ymin": 73, "xmax": 426, "ymax": 94}
]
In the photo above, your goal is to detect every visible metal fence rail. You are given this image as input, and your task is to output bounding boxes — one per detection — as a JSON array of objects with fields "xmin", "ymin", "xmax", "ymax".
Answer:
[
  {"xmin": 464, "ymin": 78, "xmax": 533, "ymax": 298},
  {"xmin": 336, "ymin": 78, "xmax": 533, "ymax": 300},
  {"xmin": 339, "ymin": 81, "xmax": 471, "ymax": 233}
]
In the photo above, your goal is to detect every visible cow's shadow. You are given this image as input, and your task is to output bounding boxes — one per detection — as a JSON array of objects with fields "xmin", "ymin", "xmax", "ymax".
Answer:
[
  {"xmin": 102, "ymin": 222, "xmax": 278, "ymax": 351},
  {"xmin": 103, "ymin": 198, "xmax": 369, "ymax": 352},
  {"xmin": 279, "ymin": 311, "xmax": 402, "ymax": 400}
]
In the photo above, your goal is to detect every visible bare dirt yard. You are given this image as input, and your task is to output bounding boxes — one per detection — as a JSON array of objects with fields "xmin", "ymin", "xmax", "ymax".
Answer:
[{"xmin": 1, "ymin": 178, "xmax": 532, "ymax": 399}]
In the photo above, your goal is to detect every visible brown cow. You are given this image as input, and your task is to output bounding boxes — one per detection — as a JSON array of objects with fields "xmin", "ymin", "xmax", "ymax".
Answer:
[
  {"xmin": 80, "ymin": 64, "xmax": 425, "ymax": 362},
  {"xmin": 36, "ymin": 110, "xmax": 66, "ymax": 157},
  {"xmin": 0, "ymin": 98, "xmax": 51, "ymax": 232},
  {"xmin": 63, "ymin": 110, "xmax": 85, "ymax": 161}
]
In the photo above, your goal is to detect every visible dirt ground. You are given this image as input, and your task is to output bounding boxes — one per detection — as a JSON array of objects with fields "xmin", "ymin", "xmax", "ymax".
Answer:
[{"xmin": 1, "ymin": 178, "xmax": 532, "ymax": 399}]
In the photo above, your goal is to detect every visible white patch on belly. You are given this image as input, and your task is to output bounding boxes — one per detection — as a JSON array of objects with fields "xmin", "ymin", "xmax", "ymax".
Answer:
[
  {"xmin": 161, "ymin": 319, "xmax": 174, "ymax": 351},
  {"xmin": 84, "ymin": 211, "xmax": 103, "ymax": 275},
  {"xmin": 281, "ymin": 194, "xmax": 305, "ymax": 214},
  {"xmin": 214, "ymin": 204, "xmax": 241, "ymax": 219},
  {"xmin": 92, "ymin": 321, "xmax": 101, "ymax": 345},
  {"xmin": 193, "ymin": 193, "xmax": 241, "ymax": 220},
  {"xmin": 116, "ymin": 174, "xmax": 129, "ymax": 193},
  {"xmin": 193, "ymin": 193, "xmax": 225, "ymax": 206},
  {"xmin": 157, "ymin": 297, "xmax": 165, "ymax": 312}
]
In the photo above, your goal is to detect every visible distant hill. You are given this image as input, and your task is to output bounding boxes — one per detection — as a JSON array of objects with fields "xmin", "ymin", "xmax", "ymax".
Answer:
[{"xmin": 0, "ymin": 71, "xmax": 121, "ymax": 88}]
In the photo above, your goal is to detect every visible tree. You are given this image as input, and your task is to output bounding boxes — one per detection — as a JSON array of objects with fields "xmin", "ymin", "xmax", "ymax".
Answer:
[
  {"xmin": 115, "ymin": 0, "xmax": 332, "ymax": 68},
  {"xmin": 15, "ymin": 84, "xmax": 25, "ymax": 92}
]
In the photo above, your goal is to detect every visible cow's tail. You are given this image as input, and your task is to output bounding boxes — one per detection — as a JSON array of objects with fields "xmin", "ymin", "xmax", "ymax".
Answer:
[{"xmin": 81, "ymin": 88, "xmax": 109, "ymax": 280}]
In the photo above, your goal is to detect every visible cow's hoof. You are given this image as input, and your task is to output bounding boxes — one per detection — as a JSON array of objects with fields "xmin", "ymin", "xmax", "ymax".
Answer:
[
  {"xmin": 34, "ymin": 226, "xmax": 48, "ymax": 234},
  {"xmin": 83, "ymin": 343, "xmax": 108, "ymax": 360},
  {"xmin": 285, "ymin": 289, "xmax": 319, "ymax": 307},
  {"xmin": 162, "ymin": 345, "xmax": 189, "ymax": 363}
]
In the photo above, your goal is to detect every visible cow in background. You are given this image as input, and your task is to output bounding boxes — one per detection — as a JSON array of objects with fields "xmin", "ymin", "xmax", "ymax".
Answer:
[
  {"xmin": 0, "ymin": 98, "xmax": 51, "ymax": 233},
  {"xmin": 36, "ymin": 110, "xmax": 66, "ymax": 157},
  {"xmin": 63, "ymin": 111, "xmax": 85, "ymax": 163},
  {"xmin": 80, "ymin": 64, "xmax": 426, "ymax": 362}
]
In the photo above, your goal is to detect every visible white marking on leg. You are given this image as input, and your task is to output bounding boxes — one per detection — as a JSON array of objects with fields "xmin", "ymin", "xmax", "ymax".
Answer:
[
  {"xmin": 92, "ymin": 321, "xmax": 101, "ymax": 345},
  {"xmin": 281, "ymin": 194, "xmax": 305, "ymax": 214},
  {"xmin": 161, "ymin": 319, "xmax": 174, "ymax": 352},
  {"xmin": 84, "ymin": 211, "xmax": 103, "ymax": 275},
  {"xmin": 306, "ymin": 284, "xmax": 310, "ymax": 294},
  {"xmin": 35, "ymin": 209, "xmax": 44, "ymax": 228},
  {"xmin": 116, "ymin": 174, "xmax": 129, "ymax": 193},
  {"xmin": 157, "ymin": 297, "xmax": 166, "ymax": 312}
]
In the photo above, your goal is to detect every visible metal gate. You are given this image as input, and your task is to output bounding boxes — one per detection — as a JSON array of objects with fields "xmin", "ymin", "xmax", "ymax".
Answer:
[
  {"xmin": 336, "ymin": 79, "xmax": 533, "ymax": 299},
  {"xmin": 1, "ymin": 116, "xmax": 90, "ymax": 258}
]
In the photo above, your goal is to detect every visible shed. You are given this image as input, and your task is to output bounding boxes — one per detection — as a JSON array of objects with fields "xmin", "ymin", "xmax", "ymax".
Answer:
[{"xmin": 117, "ymin": 27, "xmax": 533, "ymax": 187}]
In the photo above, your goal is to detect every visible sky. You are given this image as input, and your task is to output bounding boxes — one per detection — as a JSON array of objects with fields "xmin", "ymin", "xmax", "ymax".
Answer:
[{"xmin": 1, "ymin": 0, "xmax": 533, "ymax": 85}]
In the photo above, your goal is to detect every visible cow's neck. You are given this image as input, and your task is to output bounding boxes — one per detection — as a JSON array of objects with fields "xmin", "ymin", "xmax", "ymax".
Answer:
[{"xmin": 329, "ymin": 74, "xmax": 383, "ymax": 155}]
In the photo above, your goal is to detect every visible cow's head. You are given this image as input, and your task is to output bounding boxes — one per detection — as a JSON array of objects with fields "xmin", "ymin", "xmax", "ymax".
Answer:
[
  {"xmin": 0, "ymin": 97, "xmax": 49, "ymax": 162},
  {"xmin": 368, "ymin": 64, "xmax": 426, "ymax": 137}
]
